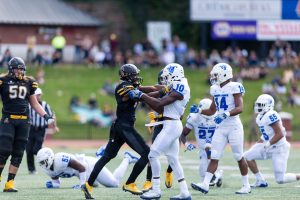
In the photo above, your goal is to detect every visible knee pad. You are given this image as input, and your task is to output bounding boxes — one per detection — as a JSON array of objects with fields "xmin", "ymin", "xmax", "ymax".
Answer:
[
  {"xmin": 148, "ymin": 150, "xmax": 160, "ymax": 160},
  {"xmin": 233, "ymin": 152, "xmax": 243, "ymax": 161}
]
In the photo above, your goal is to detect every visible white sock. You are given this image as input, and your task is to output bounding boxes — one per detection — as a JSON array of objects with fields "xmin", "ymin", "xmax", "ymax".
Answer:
[
  {"xmin": 242, "ymin": 175, "xmax": 250, "ymax": 188},
  {"xmin": 152, "ymin": 178, "xmax": 161, "ymax": 192},
  {"xmin": 179, "ymin": 180, "xmax": 189, "ymax": 195},
  {"xmin": 203, "ymin": 172, "xmax": 214, "ymax": 186},
  {"xmin": 255, "ymin": 172, "xmax": 264, "ymax": 181},
  {"xmin": 283, "ymin": 173, "xmax": 297, "ymax": 183},
  {"xmin": 112, "ymin": 158, "xmax": 129, "ymax": 183}
]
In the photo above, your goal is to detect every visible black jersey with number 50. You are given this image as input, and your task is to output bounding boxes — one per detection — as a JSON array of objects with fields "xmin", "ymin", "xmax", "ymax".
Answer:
[{"xmin": 0, "ymin": 74, "xmax": 38, "ymax": 115}]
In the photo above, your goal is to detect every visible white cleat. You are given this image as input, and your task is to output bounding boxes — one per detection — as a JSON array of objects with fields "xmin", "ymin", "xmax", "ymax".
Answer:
[
  {"xmin": 140, "ymin": 189, "xmax": 161, "ymax": 200},
  {"xmin": 170, "ymin": 193, "xmax": 192, "ymax": 200},
  {"xmin": 190, "ymin": 182, "xmax": 209, "ymax": 194},
  {"xmin": 124, "ymin": 151, "xmax": 139, "ymax": 164},
  {"xmin": 250, "ymin": 179, "xmax": 268, "ymax": 188},
  {"xmin": 235, "ymin": 185, "xmax": 251, "ymax": 194}
]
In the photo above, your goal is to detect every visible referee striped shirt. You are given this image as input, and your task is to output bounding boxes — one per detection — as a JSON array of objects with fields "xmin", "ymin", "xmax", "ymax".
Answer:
[{"xmin": 29, "ymin": 101, "xmax": 53, "ymax": 128}]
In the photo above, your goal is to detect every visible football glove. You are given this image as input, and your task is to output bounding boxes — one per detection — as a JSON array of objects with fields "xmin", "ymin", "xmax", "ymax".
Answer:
[
  {"xmin": 46, "ymin": 180, "xmax": 60, "ymax": 188},
  {"xmin": 184, "ymin": 143, "xmax": 196, "ymax": 152},
  {"xmin": 128, "ymin": 89, "xmax": 143, "ymax": 100},
  {"xmin": 189, "ymin": 104, "xmax": 199, "ymax": 113},
  {"xmin": 44, "ymin": 114, "xmax": 55, "ymax": 125},
  {"xmin": 159, "ymin": 84, "xmax": 172, "ymax": 97},
  {"xmin": 214, "ymin": 112, "xmax": 230, "ymax": 124}
]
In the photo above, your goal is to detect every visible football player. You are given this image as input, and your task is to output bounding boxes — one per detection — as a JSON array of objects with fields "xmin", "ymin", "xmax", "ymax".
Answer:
[
  {"xmin": 0, "ymin": 57, "xmax": 55, "ymax": 192},
  {"xmin": 244, "ymin": 94, "xmax": 300, "ymax": 187},
  {"xmin": 128, "ymin": 63, "xmax": 192, "ymax": 200},
  {"xmin": 181, "ymin": 98, "xmax": 223, "ymax": 187},
  {"xmin": 82, "ymin": 64, "xmax": 150, "ymax": 199},
  {"xmin": 191, "ymin": 63, "xmax": 251, "ymax": 194},
  {"xmin": 37, "ymin": 147, "xmax": 138, "ymax": 189}
]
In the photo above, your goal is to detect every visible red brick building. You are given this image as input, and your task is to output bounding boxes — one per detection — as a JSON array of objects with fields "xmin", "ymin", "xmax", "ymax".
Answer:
[{"xmin": 0, "ymin": 0, "xmax": 104, "ymax": 62}]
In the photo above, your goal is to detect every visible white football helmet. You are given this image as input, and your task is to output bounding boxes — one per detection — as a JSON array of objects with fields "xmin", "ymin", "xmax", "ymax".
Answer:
[
  {"xmin": 37, "ymin": 147, "xmax": 54, "ymax": 170},
  {"xmin": 199, "ymin": 98, "xmax": 212, "ymax": 110},
  {"xmin": 210, "ymin": 63, "xmax": 233, "ymax": 85},
  {"xmin": 254, "ymin": 94, "xmax": 275, "ymax": 114},
  {"xmin": 161, "ymin": 63, "xmax": 184, "ymax": 85}
]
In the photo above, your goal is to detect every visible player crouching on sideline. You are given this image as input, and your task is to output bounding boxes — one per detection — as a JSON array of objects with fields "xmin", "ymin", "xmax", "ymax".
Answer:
[
  {"xmin": 244, "ymin": 94, "xmax": 300, "ymax": 187},
  {"xmin": 191, "ymin": 63, "xmax": 251, "ymax": 194},
  {"xmin": 128, "ymin": 63, "xmax": 192, "ymax": 200},
  {"xmin": 180, "ymin": 98, "xmax": 223, "ymax": 188},
  {"xmin": 37, "ymin": 147, "xmax": 138, "ymax": 189}
]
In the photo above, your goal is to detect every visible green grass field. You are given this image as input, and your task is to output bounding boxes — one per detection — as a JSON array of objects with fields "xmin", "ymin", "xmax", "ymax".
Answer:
[
  {"xmin": 2, "ymin": 65, "xmax": 294, "ymax": 141},
  {"xmin": 1, "ymin": 146, "xmax": 300, "ymax": 200}
]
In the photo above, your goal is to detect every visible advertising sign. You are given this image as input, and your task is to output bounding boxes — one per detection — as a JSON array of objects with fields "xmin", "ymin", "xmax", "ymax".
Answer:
[
  {"xmin": 147, "ymin": 21, "xmax": 171, "ymax": 51},
  {"xmin": 190, "ymin": 0, "xmax": 281, "ymax": 21},
  {"xmin": 282, "ymin": 0, "xmax": 300, "ymax": 19},
  {"xmin": 211, "ymin": 21, "xmax": 256, "ymax": 40},
  {"xmin": 257, "ymin": 20, "xmax": 300, "ymax": 41}
]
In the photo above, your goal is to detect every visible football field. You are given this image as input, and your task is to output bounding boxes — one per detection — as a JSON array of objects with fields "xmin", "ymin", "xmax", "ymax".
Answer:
[{"xmin": 1, "ymin": 145, "xmax": 300, "ymax": 200}]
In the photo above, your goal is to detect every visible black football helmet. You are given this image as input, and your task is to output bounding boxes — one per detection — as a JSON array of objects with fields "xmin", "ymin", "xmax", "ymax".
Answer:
[
  {"xmin": 119, "ymin": 64, "xmax": 143, "ymax": 86},
  {"xmin": 8, "ymin": 57, "xmax": 26, "ymax": 79}
]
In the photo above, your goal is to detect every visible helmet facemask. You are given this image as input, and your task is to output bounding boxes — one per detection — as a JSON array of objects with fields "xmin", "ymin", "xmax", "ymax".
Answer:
[{"xmin": 254, "ymin": 94, "xmax": 275, "ymax": 114}]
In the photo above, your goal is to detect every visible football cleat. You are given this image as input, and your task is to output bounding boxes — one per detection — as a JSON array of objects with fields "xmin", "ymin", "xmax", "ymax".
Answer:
[
  {"xmin": 165, "ymin": 171, "xmax": 173, "ymax": 188},
  {"xmin": 190, "ymin": 182, "xmax": 209, "ymax": 194},
  {"xmin": 124, "ymin": 151, "xmax": 139, "ymax": 164},
  {"xmin": 209, "ymin": 174, "xmax": 216, "ymax": 186},
  {"xmin": 95, "ymin": 145, "xmax": 106, "ymax": 158},
  {"xmin": 250, "ymin": 179, "xmax": 268, "ymax": 188},
  {"xmin": 170, "ymin": 193, "xmax": 192, "ymax": 200},
  {"xmin": 140, "ymin": 189, "xmax": 161, "ymax": 200},
  {"xmin": 235, "ymin": 185, "xmax": 251, "ymax": 194},
  {"xmin": 123, "ymin": 183, "xmax": 143, "ymax": 195},
  {"xmin": 81, "ymin": 182, "xmax": 94, "ymax": 199},
  {"xmin": 142, "ymin": 180, "xmax": 152, "ymax": 193},
  {"xmin": 210, "ymin": 170, "xmax": 223, "ymax": 187},
  {"xmin": 3, "ymin": 180, "xmax": 18, "ymax": 192}
]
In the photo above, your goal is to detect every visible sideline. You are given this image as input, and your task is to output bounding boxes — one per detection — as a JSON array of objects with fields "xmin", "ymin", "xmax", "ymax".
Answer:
[{"xmin": 44, "ymin": 139, "xmax": 300, "ymax": 149}]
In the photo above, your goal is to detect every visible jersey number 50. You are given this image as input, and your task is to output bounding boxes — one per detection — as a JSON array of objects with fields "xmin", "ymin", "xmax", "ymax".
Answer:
[{"xmin": 9, "ymin": 85, "xmax": 27, "ymax": 99}]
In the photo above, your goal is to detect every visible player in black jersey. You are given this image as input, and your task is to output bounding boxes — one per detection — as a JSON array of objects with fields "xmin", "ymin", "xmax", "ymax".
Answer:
[
  {"xmin": 0, "ymin": 57, "xmax": 55, "ymax": 192},
  {"xmin": 82, "ymin": 64, "xmax": 150, "ymax": 199}
]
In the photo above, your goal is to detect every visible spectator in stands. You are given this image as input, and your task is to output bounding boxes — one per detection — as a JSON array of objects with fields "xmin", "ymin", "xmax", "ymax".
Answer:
[
  {"xmin": 26, "ymin": 35, "xmax": 36, "ymax": 64},
  {"xmin": 0, "ymin": 48, "xmax": 12, "ymax": 68},
  {"xmin": 74, "ymin": 33, "xmax": 83, "ymax": 64},
  {"xmin": 82, "ymin": 35, "xmax": 93, "ymax": 64},
  {"xmin": 51, "ymin": 30, "xmax": 66, "ymax": 63}
]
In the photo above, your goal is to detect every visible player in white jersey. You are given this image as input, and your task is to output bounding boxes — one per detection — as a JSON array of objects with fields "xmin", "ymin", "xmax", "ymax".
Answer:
[
  {"xmin": 191, "ymin": 63, "xmax": 251, "ymax": 194},
  {"xmin": 180, "ymin": 98, "xmax": 223, "ymax": 187},
  {"xmin": 128, "ymin": 63, "xmax": 191, "ymax": 200},
  {"xmin": 244, "ymin": 94, "xmax": 300, "ymax": 187},
  {"xmin": 36, "ymin": 147, "xmax": 138, "ymax": 189}
]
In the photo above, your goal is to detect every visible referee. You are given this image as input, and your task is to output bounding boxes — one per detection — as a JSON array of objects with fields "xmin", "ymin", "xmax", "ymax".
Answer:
[{"xmin": 26, "ymin": 88, "xmax": 58, "ymax": 174}]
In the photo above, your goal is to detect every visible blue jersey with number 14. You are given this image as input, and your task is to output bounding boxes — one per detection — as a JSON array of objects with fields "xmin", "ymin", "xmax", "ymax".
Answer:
[{"xmin": 210, "ymin": 81, "xmax": 245, "ymax": 125}]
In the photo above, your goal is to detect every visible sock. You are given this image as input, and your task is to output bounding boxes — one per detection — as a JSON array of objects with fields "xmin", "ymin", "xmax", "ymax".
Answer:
[
  {"xmin": 179, "ymin": 179, "xmax": 189, "ymax": 195},
  {"xmin": 152, "ymin": 177, "xmax": 161, "ymax": 192},
  {"xmin": 242, "ymin": 175, "xmax": 250, "ymax": 188},
  {"xmin": 167, "ymin": 165, "xmax": 173, "ymax": 173},
  {"xmin": 113, "ymin": 158, "xmax": 129, "ymax": 183},
  {"xmin": 203, "ymin": 172, "xmax": 214, "ymax": 186},
  {"xmin": 7, "ymin": 173, "xmax": 16, "ymax": 182},
  {"xmin": 146, "ymin": 165, "xmax": 152, "ymax": 181},
  {"xmin": 283, "ymin": 173, "xmax": 297, "ymax": 183},
  {"xmin": 255, "ymin": 172, "xmax": 264, "ymax": 181}
]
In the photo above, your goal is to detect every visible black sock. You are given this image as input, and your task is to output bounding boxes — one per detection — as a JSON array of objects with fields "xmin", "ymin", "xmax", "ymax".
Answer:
[
  {"xmin": 167, "ymin": 165, "xmax": 173, "ymax": 173},
  {"xmin": 7, "ymin": 173, "xmax": 16, "ymax": 181},
  {"xmin": 88, "ymin": 156, "xmax": 111, "ymax": 186},
  {"xmin": 0, "ymin": 167, "xmax": 4, "ymax": 176},
  {"xmin": 146, "ymin": 165, "xmax": 152, "ymax": 181}
]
